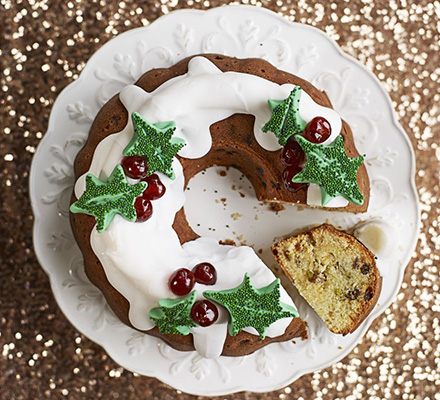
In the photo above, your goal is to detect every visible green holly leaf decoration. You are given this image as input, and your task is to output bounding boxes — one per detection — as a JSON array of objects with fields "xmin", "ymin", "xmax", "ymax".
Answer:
[
  {"xmin": 262, "ymin": 86, "xmax": 307, "ymax": 146},
  {"xmin": 292, "ymin": 134, "xmax": 365, "ymax": 206},
  {"xmin": 149, "ymin": 291, "xmax": 199, "ymax": 335},
  {"xmin": 70, "ymin": 165, "xmax": 146, "ymax": 233},
  {"xmin": 123, "ymin": 112, "xmax": 185, "ymax": 179},
  {"xmin": 203, "ymin": 273, "xmax": 298, "ymax": 339}
]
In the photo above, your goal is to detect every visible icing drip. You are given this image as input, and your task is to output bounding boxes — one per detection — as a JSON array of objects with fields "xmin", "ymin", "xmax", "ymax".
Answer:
[
  {"xmin": 191, "ymin": 319, "xmax": 228, "ymax": 359},
  {"xmin": 307, "ymin": 183, "xmax": 349, "ymax": 208},
  {"xmin": 75, "ymin": 57, "xmax": 349, "ymax": 358}
]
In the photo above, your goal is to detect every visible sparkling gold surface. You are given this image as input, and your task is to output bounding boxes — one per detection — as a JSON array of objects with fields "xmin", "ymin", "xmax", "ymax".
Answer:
[{"xmin": 1, "ymin": 0, "xmax": 439, "ymax": 398}]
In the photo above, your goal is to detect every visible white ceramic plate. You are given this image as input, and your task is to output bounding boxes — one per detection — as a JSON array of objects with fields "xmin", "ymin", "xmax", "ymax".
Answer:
[{"xmin": 30, "ymin": 5, "xmax": 420, "ymax": 396}]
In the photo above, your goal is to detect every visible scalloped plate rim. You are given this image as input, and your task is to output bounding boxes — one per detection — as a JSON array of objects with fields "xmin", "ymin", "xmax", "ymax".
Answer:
[{"xmin": 29, "ymin": 5, "xmax": 421, "ymax": 396}]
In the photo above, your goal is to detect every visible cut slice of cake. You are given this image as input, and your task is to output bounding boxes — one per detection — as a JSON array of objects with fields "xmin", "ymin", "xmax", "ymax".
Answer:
[{"xmin": 272, "ymin": 224, "xmax": 382, "ymax": 335}]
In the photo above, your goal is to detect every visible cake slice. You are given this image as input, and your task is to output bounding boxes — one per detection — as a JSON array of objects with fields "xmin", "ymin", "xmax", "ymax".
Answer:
[{"xmin": 272, "ymin": 224, "xmax": 382, "ymax": 335}]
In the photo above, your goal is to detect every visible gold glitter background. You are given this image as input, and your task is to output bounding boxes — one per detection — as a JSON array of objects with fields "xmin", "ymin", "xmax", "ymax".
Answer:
[{"xmin": 1, "ymin": 0, "xmax": 439, "ymax": 399}]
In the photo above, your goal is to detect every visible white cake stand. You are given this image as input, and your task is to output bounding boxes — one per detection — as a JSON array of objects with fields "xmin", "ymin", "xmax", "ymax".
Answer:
[{"xmin": 30, "ymin": 5, "xmax": 420, "ymax": 396}]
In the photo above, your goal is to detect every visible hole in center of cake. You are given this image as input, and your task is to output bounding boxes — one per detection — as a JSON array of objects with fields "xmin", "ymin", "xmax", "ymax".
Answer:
[
  {"xmin": 184, "ymin": 166, "xmax": 256, "ymax": 245},
  {"xmin": 184, "ymin": 165, "xmax": 309, "ymax": 269}
]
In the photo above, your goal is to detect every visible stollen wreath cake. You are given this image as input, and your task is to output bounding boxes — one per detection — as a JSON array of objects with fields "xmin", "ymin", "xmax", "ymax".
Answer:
[{"xmin": 69, "ymin": 54, "xmax": 378, "ymax": 359}]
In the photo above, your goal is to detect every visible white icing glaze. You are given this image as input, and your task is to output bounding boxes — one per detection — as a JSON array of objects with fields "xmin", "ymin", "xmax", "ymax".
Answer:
[
  {"xmin": 134, "ymin": 57, "xmax": 341, "ymax": 158},
  {"xmin": 307, "ymin": 183, "xmax": 349, "ymax": 208},
  {"xmin": 74, "ymin": 57, "xmax": 350, "ymax": 358},
  {"xmin": 74, "ymin": 57, "xmax": 346, "ymax": 205},
  {"xmin": 191, "ymin": 323, "xmax": 228, "ymax": 360}
]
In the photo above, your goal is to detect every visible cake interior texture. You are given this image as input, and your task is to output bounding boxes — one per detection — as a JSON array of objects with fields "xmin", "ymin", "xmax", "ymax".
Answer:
[{"xmin": 272, "ymin": 224, "xmax": 382, "ymax": 335}]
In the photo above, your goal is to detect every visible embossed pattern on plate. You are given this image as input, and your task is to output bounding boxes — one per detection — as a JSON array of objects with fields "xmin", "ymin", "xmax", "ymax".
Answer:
[{"xmin": 30, "ymin": 5, "xmax": 420, "ymax": 396}]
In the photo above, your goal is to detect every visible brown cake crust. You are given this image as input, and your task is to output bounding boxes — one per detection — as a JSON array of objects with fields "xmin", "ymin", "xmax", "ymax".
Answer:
[{"xmin": 70, "ymin": 54, "xmax": 370, "ymax": 356}]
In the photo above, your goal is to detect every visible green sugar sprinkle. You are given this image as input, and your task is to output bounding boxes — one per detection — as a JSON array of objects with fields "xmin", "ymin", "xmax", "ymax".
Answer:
[
  {"xmin": 262, "ymin": 87, "xmax": 307, "ymax": 146},
  {"xmin": 149, "ymin": 291, "xmax": 198, "ymax": 335},
  {"xmin": 292, "ymin": 134, "xmax": 365, "ymax": 206},
  {"xmin": 70, "ymin": 165, "xmax": 147, "ymax": 233},
  {"xmin": 123, "ymin": 112, "xmax": 185, "ymax": 179},
  {"xmin": 204, "ymin": 273, "xmax": 298, "ymax": 339}
]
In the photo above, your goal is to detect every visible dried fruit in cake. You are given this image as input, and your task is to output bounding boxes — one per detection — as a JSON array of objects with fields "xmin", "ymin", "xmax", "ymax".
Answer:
[{"xmin": 272, "ymin": 224, "xmax": 382, "ymax": 335}]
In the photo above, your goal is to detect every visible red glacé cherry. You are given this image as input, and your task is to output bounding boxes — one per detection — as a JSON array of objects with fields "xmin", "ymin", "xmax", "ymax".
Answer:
[
  {"xmin": 141, "ymin": 173, "xmax": 166, "ymax": 200},
  {"xmin": 134, "ymin": 197, "xmax": 153, "ymax": 222},
  {"xmin": 168, "ymin": 268, "xmax": 195, "ymax": 296},
  {"xmin": 121, "ymin": 155, "xmax": 149, "ymax": 179},
  {"xmin": 282, "ymin": 166, "xmax": 308, "ymax": 192},
  {"xmin": 192, "ymin": 263, "xmax": 217, "ymax": 285},
  {"xmin": 303, "ymin": 116, "xmax": 331, "ymax": 143},
  {"xmin": 191, "ymin": 300, "xmax": 219, "ymax": 327},
  {"xmin": 281, "ymin": 136, "xmax": 306, "ymax": 167}
]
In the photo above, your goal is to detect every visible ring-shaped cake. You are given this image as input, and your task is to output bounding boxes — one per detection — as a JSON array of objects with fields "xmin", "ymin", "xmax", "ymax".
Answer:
[{"xmin": 70, "ymin": 54, "xmax": 370, "ymax": 358}]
